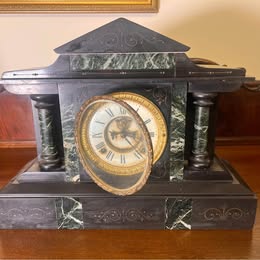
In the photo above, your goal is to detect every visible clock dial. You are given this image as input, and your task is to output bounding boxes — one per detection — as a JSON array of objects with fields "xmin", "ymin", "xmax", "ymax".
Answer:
[
  {"xmin": 111, "ymin": 92, "xmax": 167, "ymax": 164},
  {"xmin": 88, "ymin": 102, "xmax": 147, "ymax": 172}
]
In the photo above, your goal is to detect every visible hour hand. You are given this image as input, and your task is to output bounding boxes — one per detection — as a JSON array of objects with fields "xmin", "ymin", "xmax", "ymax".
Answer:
[
  {"xmin": 124, "ymin": 131, "xmax": 137, "ymax": 140},
  {"xmin": 109, "ymin": 130, "xmax": 121, "ymax": 140},
  {"xmin": 109, "ymin": 130, "xmax": 137, "ymax": 140}
]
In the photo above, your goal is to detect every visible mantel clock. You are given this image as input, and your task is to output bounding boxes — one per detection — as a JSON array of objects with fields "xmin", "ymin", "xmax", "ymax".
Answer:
[{"xmin": 0, "ymin": 18, "xmax": 257, "ymax": 229}]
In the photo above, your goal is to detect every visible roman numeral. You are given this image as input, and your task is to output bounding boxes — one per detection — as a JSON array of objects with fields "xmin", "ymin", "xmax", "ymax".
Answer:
[
  {"xmin": 106, "ymin": 150, "xmax": 114, "ymax": 161},
  {"xmin": 120, "ymin": 154, "xmax": 126, "ymax": 164},
  {"xmin": 134, "ymin": 150, "xmax": 143, "ymax": 159},
  {"xmin": 92, "ymin": 133, "xmax": 102, "ymax": 138},
  {"xmin": 96, "ymin": 142, "xmax": 105, "ymax": 150},
  {"xmin": 136, "ymin": 106, "xmax": 140, "ymax": 112},
  {"xmin": 105, "ymin": 108, "xmax": 114, "ymax": 117},
  {"xmin": 95, "ymin": 120, "xmax": 105, "ymax": 125},
  {"xmin": 120, "ymin": 107, "xmax": 127, "ymax": 115},
  {"xmin": 144, "ymin": 118, "xmax": 151, "ymax": 125}
]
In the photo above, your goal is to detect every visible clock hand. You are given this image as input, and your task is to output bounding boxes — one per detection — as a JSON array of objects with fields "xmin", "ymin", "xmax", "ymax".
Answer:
[
  {"xmin": 125, "ymin": 131, "xmax": 137, "ymax": 140},
  {"xmin": 124, "ymin": 136, "xmax": 144, "ymax": 159},
  {"xmin": 109, "ymin": 129, "xmax": 138, "ymax": 143},
  {"xmin": 109, "ymin": 130, "xmax": 121, "ymax": 140}
]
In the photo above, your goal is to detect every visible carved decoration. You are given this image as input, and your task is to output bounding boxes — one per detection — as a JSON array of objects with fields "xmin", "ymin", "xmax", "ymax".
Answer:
[
  {"xmin": 152, "ymin": 87, "xmax": 168, "ymax": 106},
  {"xmin": 0, "ymin": 207, "xmax": 53, "ymax": 221},
  {"xmin": 150, "ymin": 161, "xmax": 168, "ymax": 179},
  {"xmin": 201, "ymin": 207, "xmax": 249, "ymax": 221},
  {"xmin": 144, "ymin": 86, "xmax": 168, "ymax": 106},
  {"xmin": 85, "ymin": 208, "xmax": 161, "ymax": 224},
  {"xmin": 55, "ymin": 18, "xmax": 189, "ymax": 54}
]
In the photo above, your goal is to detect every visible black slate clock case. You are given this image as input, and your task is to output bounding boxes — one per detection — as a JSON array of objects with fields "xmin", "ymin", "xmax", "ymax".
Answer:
[
  {"xmin": 0, "ymin": 18, "xmax": 257, "ymax": 229},
  {"xmin": 61, "ymin": 81, "xmax": 172, "ymax": 182}
]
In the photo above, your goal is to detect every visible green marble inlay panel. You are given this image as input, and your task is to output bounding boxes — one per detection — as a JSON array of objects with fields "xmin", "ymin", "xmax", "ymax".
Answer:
[
  {"xmin": 55, "ymin": 197, "xmax": 83, "ymax": 229},
  {"xmin": 59, "ymin": 85, "xmax": 94, "ymax": 182},
  {"xmin": 70, "ymin": 53, "xmax": 175, "ymax": 71},
  {"xmin": 59, "ymin": 92, "xmax": 81, "ymax": 182},
  {"xmin": 165, "ymin": 198, "xmax": 192, "ymax": 230},
  {"xmin": 170, "ymin": 83, "xmax": 187, "ymax": 181},
  {"xmin": 193, "ymin": 106, "xmax": 209, "ymax": 154}
]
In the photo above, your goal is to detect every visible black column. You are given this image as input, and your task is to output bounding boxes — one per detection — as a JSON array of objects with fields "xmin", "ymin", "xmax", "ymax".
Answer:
[{"xmin": 31, "ymin": 95, "xmax": 61, "ymax": 171}]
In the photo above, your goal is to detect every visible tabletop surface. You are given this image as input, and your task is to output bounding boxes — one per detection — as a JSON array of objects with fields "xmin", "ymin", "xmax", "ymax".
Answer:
[{"xmin": 0, "ymin": 145, "xmax": 259, "ymax": 259}]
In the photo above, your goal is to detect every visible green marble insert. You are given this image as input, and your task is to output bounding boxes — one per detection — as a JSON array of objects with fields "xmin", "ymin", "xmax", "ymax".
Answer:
[
  {"xmin": 59, "ymin": 91, "xmax": 81, "ymax": 182},
  {"xmin": 165, "ymin": 198, "xmax": 192, "ymax": 230},
  {"xmin": 55, "ymin": 197, "xmax": 83, "ymax": 229},
  {"xmin": 169, "ymin": 83, "xmax": 187, "ymax": 181},
  {"xmin": 70, "ymin": 53, "xmax": 176, "ymax": 71}
]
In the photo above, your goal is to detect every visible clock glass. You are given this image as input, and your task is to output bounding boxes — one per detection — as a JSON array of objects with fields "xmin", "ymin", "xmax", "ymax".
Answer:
[
  {"xmin": 75, "ymin": 95, "xmax": 153, "ymax": 195},
  {"xmin": 111, "ymin": 92, "xmax": 167, "ymax": 164}
]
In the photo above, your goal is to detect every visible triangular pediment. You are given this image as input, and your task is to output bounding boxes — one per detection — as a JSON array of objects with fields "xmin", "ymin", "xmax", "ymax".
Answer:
[{"xmin": 55, "ymin": 18, "xmax": 190, "ymax": 54}]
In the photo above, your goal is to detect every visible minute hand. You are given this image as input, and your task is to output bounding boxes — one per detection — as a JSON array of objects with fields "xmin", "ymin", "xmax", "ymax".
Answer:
[{"xmin": 124, "ymin": 136, "xmax": 143, "ymax": 159}]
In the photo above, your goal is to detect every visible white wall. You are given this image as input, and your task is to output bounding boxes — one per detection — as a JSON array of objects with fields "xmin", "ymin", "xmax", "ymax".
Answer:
[{"xmin": 0, "ymin": 0, "xmax": 259, "ymax": 78}]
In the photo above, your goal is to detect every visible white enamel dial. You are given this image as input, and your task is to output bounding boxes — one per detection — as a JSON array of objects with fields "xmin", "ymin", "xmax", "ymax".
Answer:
[{"xmin": 89, "ymin": 102, "xmax": 146, "ymax": 168}]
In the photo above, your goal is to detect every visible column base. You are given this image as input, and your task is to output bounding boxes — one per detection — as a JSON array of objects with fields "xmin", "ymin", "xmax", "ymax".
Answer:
[
  {"xmin": 39, "ymin": 157, "xmax": 63, "ymax": 172},
  {"xmin": 188, "ymin": 152, "xmax": 211, "ymax": 169},
  {"xmin": 184, "ymin": 156, "xmax": 233, "ymax": 181}
]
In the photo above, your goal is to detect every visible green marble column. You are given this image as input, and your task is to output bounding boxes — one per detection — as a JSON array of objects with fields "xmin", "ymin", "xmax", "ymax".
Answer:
[
  {"xmin": 188, "ymin": 93, "xmax": 217, "ymax": 169},
  {"xmin": 31, "ymin": 95, "xmax": 61, "ymax": 171},
  {"xmin": 193, "ymin": 105, "xmax": 209, "ymax": 154}
]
